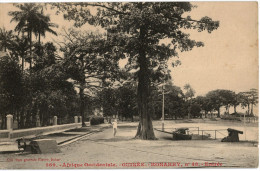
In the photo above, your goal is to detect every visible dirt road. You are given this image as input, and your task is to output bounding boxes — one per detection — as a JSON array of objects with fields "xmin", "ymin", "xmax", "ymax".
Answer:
[{"xmin": 0, "ymin": 124, "xmax": 258, "ymax": 169}]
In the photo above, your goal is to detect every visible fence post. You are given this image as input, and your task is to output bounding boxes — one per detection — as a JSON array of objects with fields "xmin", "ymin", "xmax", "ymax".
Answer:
[
  {"xmin": 79, "ymin": 116, "xmax": 82, "ymax": 123},
  {"xmin": 202, "ymin": 130, "xmax": 203, "ymax": 140},
  {"xmin": 215, "ymin": 130, "xmax": 216, "ymax": 139},
  {"xmin": 6, "ymin": 114, "xmax": 13, "ymax": 131},
  {"xmin": 74, "ymin": 116, "xmax": 78, "ymax": 123},
  {"xmin": 198, "ymin": 127, "xmax": 199, "ymax": 135},
  {"xmin": 53, "ymin": 116, "xmax": 57, "ymax": 125},
  {"xmin": 36, "ymin": 114, "xmax": 41, "ymax": 127},
  {"xmin": 6, "ymin": 114, "xmax": 13, "ymax": 139}
]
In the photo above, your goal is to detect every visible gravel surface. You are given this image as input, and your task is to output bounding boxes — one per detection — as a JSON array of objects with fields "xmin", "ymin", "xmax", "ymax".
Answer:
[{"xmin": 0, "ymin": 120, "xmax": 258, "ymax": 169}]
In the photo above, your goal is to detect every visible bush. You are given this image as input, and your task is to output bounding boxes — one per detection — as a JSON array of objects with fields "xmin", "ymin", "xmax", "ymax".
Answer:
[
  {"xmin": 221, "ymin": 115, "xmax": 241, "ymax": 121},
  {"xmin": 90, "ymin": 115, "xmax": 104, "ymax": 125},
  {"xmin": 190, "ymin": 103, "xmax": 201, "ymax": 118}
]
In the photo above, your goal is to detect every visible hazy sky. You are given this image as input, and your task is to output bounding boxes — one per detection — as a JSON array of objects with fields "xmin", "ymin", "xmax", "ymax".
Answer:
[{"xmin": 0, "ymin": 2, "xmax": 258, "ymax": 96}]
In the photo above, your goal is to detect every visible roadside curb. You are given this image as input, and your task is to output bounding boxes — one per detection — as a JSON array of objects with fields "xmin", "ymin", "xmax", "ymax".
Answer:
[
  {"xmin": 0, "ymin": 150, "xmax": 21, "ymax": 154},
  {"xmin": 0, "ymin": 132, "xmax": 94, "ymax": 154},
  {"xmin": 0, "ymin": 123, "xmax": 116, "ymax": 154},
  {"xmin": 0, "ymin": 125, "xmax": 108, "ymax": 154},
  {"xmin": 58, "ymin": 131, "xmax": 94, "ymax": 146}
]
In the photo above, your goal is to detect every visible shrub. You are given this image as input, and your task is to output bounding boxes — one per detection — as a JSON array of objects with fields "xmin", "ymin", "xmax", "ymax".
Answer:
[
  {"xmin": 190, "ymin": 103, "xmax": 201, "ymax": 118},
  {"xmin": 90, "ymin": 115, "xmax": 104, "ymax": 125},
  {"xmin": 221, "ymin": 115, "xmax": 241, "ymax": 121}
]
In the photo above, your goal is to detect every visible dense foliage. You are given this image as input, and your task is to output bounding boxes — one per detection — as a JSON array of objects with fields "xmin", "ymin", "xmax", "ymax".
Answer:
[
  {"xmin": 90, "ymin": 115, "xmax": 104, "ymax": 125},
  {"xmin": 55, "ymin": 2, "xmax": 219, "ymax": 139},
  {"xmin": 0, "ymin": 3, "xmax": 257, "ymax": 134}
]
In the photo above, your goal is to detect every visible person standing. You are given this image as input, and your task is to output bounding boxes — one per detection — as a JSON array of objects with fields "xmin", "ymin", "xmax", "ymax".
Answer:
[{"xmin": 112, "ymin": 119, "xmax": 117, "ymax": 137}]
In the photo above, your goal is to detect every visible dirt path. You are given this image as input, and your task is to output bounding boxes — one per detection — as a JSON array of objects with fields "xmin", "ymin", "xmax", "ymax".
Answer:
[{"xmin": 0, "ymin": 125, "xmax": 258, "ymax": 169}]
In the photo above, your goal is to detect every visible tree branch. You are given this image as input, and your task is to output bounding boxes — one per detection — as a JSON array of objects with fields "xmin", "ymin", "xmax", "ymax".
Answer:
[{"xmin": 85, "ymin": 3, "xmax": 129, "ymax": 15}]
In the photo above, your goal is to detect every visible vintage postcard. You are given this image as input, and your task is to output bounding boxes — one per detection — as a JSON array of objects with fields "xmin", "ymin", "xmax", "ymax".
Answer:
[{"xmin": 0, "ymin": 1, "xmax": 258, "ymax": 169}]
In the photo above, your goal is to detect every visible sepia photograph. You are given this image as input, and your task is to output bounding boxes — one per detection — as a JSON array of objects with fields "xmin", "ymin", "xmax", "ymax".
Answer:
[{"xmin": 0, "ymin": 1, "xmax": 258, "ymax": 169}]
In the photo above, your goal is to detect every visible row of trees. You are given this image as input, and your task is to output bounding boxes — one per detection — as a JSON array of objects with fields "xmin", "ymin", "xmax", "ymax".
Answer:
[
  {"xmin": 0, "ymin": 4, "xmax": 79, "ymax": 129},
  {"xmin": 0, "ymin": 4, "xmax": 135, "ymax": 129},
  {"xmin": 194, "ymin": 88, "xmax": 258, "ymax": 118},
  {"xmin": 0, "ymin": 40, "xmax": 81, "ymax": 129},
  {"xmin": 95, "ymin": 80, "xmax": 259, "ymax": 121},
  {"xmin": 54, "ymin": 2, "xmax": 219, "ymax": 139},
  {"xmin": 1, "ymin": 2, "xmax": 221, "ymax": 139}
]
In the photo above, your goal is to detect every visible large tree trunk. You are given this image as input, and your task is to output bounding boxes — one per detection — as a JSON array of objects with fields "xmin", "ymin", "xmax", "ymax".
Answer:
[
  {"xmin": 217, "ymin": 108, "xmax": 220, "ymax": 118},
  {"xmin": 25, "ymin": 110, "xmax": 31, "ymax": 128},
  {"xmin": 1, "ymin": 114, "xmax": 6, "ymax": 129},
  {"xmin": 38, "ymin": 33, "xmax": 41, "ymax": 44},
  {"xmin": 22, "ymin": 57, "xmax": 24, "ymax": 71},
  {"xmin": 20, "ymin": 108, "xmax": 25, "ymax": 128},
  {"xmin": 247, "ymin": 104, "xmax": 250, "ymax": 115},
  {"xmin": 29, "ymin": 31, "xmax": 32, "ymax": 70},
  {"xmin": 135, "ymin": 27, "xmax": 156, "ymax": 139},
  {"xmin": 80, "ymin": 86, "xmax": 86, "ymax": 127},
  {"xmin": 251, "ymin": 103, "xmax": 254, "ymax": 116},
  {"xmin": 225, "ymin": 106, "xmax": 229, "ymax": 114}
]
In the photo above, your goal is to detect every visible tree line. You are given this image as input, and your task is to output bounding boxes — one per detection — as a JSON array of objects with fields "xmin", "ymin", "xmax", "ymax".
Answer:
[
  {"xmin": 0, "ymin": 2, "xmax": 224, "ymax": 140},
  {"xmin": 97, "ymin": 81, "xmax": 258, "ymax": 121},
  {"xmin": 0, "ymin": 4, "xmax": 77, "ymax": 129}
]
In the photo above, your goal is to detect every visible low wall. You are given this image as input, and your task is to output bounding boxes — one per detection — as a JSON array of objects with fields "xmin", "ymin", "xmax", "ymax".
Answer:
[
  {"xmin": 0, "ymin": 123, "xmax": 82, "ymax": 139},
  {"xmin": 0, "ymin": 130, "xmax": 9, "ymax": 139}
]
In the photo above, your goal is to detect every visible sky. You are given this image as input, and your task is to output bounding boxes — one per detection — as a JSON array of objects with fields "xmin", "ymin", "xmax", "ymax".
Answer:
[{"xmin": 0, "ymin": 2, "xmax": 258, "ymax": 97}]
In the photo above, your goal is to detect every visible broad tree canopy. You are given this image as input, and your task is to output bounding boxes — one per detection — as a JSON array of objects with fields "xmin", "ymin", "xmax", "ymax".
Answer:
[{"xmin": 55, "ymin": 2, "xmax": 219, "ymax": 139}]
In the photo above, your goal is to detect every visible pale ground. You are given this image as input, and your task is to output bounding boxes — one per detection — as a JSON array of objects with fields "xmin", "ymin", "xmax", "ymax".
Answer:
[{"xmin": 0, "ymin": 119, "xmax": 258, "ymax": 169}]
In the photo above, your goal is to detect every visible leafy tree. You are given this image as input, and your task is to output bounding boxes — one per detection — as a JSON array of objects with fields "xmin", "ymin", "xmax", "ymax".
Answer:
[
  {"xmin": 206, "ymin": 90, "xmax": 223, "ymax": 118},
  {"xmin": 59, "ymin": 29, "xmax": 120, "ymax": 127},
  {"xmin": 148, "ymin": 85, "xmax": 162, "ymax": 120},
  {"xmin": 33, "ymin": 42, "xmax": 57, "ymax": 70},
  {"xmin": 26, "ymin": 42, "xmax": 78, "ymax": 127},
  {"xmin": 34, "ymin": 13, "xmax": 58, "ymax": 44},
  {"xmin": 0, "ymin": 28, "xmax": 14, "ymax": 52},
  {"xmin": 9, "ymin": 3, "xmax": 58, "ymax": 68},
  {"xmin": 163, "ymin": 83, "xmax": 185, "ymax": 120},
  {"xmin": 0, "ymin": 28, "xmax": 32, "ymax": 71},
  {"xmin": 184, "ymin": 84, "xmax": 195, "ymax": 100},
  {"xmin": 240, "ymin": 89, "xmax": 258, "ymax": 115},
  {"xmin": 218, "ymin": 90, "xmax": 235, "ymax": 114},
  {"xmin": 148, "ymin": 81, "xmax": 186, "ymax": 120},
  {"xmin": 55, "ymin": 2, "xmax": 219, "ymax": 139},
  {"xmin": 231, "ymin": 93, "xmax": 241, "ymax": 114},
  {"xmin": 190, "ymin": 103, "xmax": 201, "ymax": 118},
  {"xmin": 205, "ymin": 89, "xmax": 236, "ymax": 117},
  {"xmin": 195, "ymin": 96, "xmax": 213, "ymax": 117},
  {"xmin": 117, "ymin": 82, "xmax": 138, "ymax": 121},
  {"xmin": 7, "ymin": 34, "xmax": 30, "ymax": 71},
  {"xmin": 183, "ymin": 83, "xmax": 196, "ymax": 119},
  {"xmin": 248, "ymin": 88, "xmax": 258, "ymax": 115},
  {"xmin": 98, "ymin": 87, "xmax": 118, "ymax": 118},
  {"xmin": 0, "ymin": 54, "xmax": 23, "ymax": 129}
]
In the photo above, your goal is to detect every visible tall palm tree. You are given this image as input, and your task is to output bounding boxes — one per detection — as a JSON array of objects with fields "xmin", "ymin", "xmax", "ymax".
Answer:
[
  {"xmin": 184, "ymin": 84, "xmax": 196, "ymax": 119},
  {"xmin": 9, "ymin": 3, "xmax": 42, "ymax": 69},
  {"xmin": 0, "ymin": 28, "xmax": 14, "ymax": 52},
  {"xmin": 8, "ymin": 35, "xmax": 30, "ymax": 71},
  {"xmin": 34, "ymin": 13, "xmax": 58, "ymax": 44},
  {"xmin": 8, "ymin": 4, "xmax": 58, "ymax": 68},
  {"xmin": 8, "ymin": 3, "xmax": 43, "ymax": 39}
]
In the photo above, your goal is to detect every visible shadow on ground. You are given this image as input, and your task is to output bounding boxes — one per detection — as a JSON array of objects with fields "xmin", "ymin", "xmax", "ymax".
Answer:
[{"xmin": 84, "ymin": 136, "xmax": 135, "ymax": 142}]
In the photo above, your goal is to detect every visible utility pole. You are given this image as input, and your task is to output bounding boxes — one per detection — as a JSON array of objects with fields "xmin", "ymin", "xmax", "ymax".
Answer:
[
  {"xmin": 244, "ymin": 111, "xmax": 247, "ymax": 140},
  {"xmin": 162, "ymin": 80, "xmax": 165, "ymax": 131}
]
